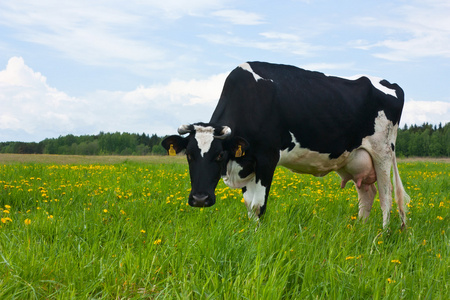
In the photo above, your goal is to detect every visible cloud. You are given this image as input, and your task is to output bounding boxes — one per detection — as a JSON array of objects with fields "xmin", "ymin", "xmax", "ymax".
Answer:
[
  {"xmin": 200, "ymin": 30, "xmax": 318, "ymax": 57},
  {"xmin": 211, "ymin": 9, "xmax": 265, "ymax": 25},
  {"xmin": 0, "ymin": 1, "xmax": 227, "ymax": 74},
  {"xmin": 401, "ymin": 100, "xmax": 450, "ymax": 126},
  {"xmin": 351, "ymin": 1, "xmax": 450, "ymax": 61},
  {"xmin": 0, "ymin": 57, "xmax": 227, "ymax": 142}
]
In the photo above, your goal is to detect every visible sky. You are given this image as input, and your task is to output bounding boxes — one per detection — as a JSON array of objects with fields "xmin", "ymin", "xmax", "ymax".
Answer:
[{"xmin": 0, "ymin": 0, "xmax": 449, "ymax": 142}]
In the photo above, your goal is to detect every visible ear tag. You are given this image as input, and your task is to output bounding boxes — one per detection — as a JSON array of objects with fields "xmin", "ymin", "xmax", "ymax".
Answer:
[
  {"xmin": 235, "ymin": 145, "xmax": 245, "ymax": 157},
  {"xmin": 168, "ymin": 144, "xmax": 176, "ymax": 156}
]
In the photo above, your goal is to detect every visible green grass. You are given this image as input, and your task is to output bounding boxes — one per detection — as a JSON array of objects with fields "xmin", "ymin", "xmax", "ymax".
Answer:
[{"xmin": 0, "ymin": 157, "xmax": 448, "ymax": 299}]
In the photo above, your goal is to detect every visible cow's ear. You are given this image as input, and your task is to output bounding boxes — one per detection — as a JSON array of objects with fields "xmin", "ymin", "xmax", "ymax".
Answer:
[
  {"xmin": 161, "ymin": 135, "xmax": 188, "ymax": 156},
  {"xmin": 228, "ymin": 137, "xmax": 249, "ymax": 158}
]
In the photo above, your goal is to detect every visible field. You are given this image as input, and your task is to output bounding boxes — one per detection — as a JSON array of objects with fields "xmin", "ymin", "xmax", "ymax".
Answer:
[{"xmin": 0, "ymin": 154, "xmax": 448, "ymax": 299}]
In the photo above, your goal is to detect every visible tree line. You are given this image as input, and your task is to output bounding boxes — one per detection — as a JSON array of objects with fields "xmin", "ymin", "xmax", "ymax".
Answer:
[
  {"xmin": 0, "ymin": 132, "xmax": 166, "ymax": 156},
  {"xmin": 396, "ymin": 122, "xmax": 449, "ymax": 157},
  {"xmin": 0, "ymin": 123, "xmax": 449, "ymax": 157}
]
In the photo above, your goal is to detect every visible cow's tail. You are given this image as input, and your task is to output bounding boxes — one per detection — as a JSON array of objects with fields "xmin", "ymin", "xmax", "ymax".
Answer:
[{"xmin": 392, "ymin": 155, "xmax": 410, "ymax": 228}]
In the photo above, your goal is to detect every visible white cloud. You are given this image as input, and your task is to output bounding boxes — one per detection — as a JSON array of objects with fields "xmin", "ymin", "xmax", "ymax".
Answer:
[
  {"xmin": 211, "ymin": 9, "xmax": 265, "ymax": 25},
  {"xmin": 401, "ymin": 100, "xmax": 450, "ymax": 126},
  {"xmin": 0, "ymin": 57, "xmax": 227, "ymax": 141},
  {"xmin": 0, "ymin": 1, "xmax": 227, "ymax": 73},
  {"xmin": 351, "ymin": 1, "xmax": 450, "ymax": 61},
  {"xmin": 200, "ymin": 31, "xmax": 317, "ymax": 57}
]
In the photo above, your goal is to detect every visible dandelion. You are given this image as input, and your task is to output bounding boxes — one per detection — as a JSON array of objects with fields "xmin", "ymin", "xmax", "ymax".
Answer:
[
  {"xmin": 391, "ymin": 259, "xmax": 401, "ymax": 264},
  {"xmin": 239, "ymin": 228, "xmax": 245, "ymax": 233},
  {"xmin": 346, "ymin": 256, "xmax": 355, "ymax": 260},
  {"xmin": 387, "ymin": 278, "xmax": 396, "ymax": 284},
  {"xmin": 120, "ymin": 210, "xmax": 126, "ymax": 215},
  {"xmin": 3, "ymin": 210, "xmax": 10, "ymax": 214},
  {"xmin": 24, "ymin": 219, "xmax": 31, "ymax": 225},
  {"xmin": 1, "ymin": 217, "xmax": 12, "ymax": 223},
  {"xmin": 378, "ymin": 241, "xmax": 383, "ymax": 244},
  {"xmin": 422, "ymin": 240, "xmax": 427, "ymax": 246},
  {"xmin": 351, "ymin": 216, "xmax": 357, "ymax": 220},
  {"xmin": 103, "ymin": 209, "xmax": 108, "ymax": 213},
  {"xmin": 140, "ymin": 229, "xmax": 146, "ymax": 233},
  {"xmin": 47, "ymin": 215, "xmax": 54, "ymax": 220},
  {"xmin": 153, "ymin": 239, "xmax": 162, "ymax": 245},
  {"xmin": 436, "ymin": 216, "xmax": 443, "ymax": 220}
]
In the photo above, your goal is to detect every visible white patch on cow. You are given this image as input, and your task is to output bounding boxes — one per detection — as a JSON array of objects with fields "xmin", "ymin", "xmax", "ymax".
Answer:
[
  {"xmin": 239, "ymin": 62, "xmax": 264, "ymax": 81},
  {"xmin": 360, "ymin": 110, "xmax": 397, "ymax": 160},
  {"xmin": 222, "ymin": 160, "xmax": 255, "ymax": 189},
  {"xmin": 193, "ymin": 125, "xmax": 215, "ymax": 157},
  {"xmin": 243, "ymin": 177, "xmax": 266, "ymax": 218},
  {"xmin": 346, "ymin": 75, "xmax": 397, "ymax": 98},
  {"xmin": 278, "ymin": 132, "xmax": 350, "ymax": 176}
]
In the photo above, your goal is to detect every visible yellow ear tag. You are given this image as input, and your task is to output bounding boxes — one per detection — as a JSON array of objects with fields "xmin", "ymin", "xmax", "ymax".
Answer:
[
  {"xmin": 168, "ymin": 144, "xmax": 176, "ymax": 156},
  {"xmin": 235, "ymin": 145, "xmax": 245, "ymax": 157}
]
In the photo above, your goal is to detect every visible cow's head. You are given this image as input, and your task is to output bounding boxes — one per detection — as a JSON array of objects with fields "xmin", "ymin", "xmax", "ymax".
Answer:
[{"xmin": 162, "ymin": 123, "xmax": 249, "ymax": 208}]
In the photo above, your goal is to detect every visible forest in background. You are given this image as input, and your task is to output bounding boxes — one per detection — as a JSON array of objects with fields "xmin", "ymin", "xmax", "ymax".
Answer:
[{"xmin": 0, "ymin": 123, "xmax": 449, "ymax": 157}]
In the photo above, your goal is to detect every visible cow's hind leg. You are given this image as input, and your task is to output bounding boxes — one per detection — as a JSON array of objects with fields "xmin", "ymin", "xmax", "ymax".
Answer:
[
  {"xmin": 372, "ymin": 154, "xmax": 393, "ymax": 228},
  {"xmin": 357, "ymin": 183, "xmax": 377, "ymax": 221}
]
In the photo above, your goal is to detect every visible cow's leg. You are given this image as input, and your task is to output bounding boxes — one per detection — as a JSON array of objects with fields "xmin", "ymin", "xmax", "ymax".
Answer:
[
  {"xmin": 372, "ymin": 154, "xmax": 393, "ymax": 228},
  {"xmin": 243, "ymin": 154, "xmax": 278, "ymax": 219},
  {"xmin": 242, "ymin": 177, "xmax": 267, "ymax": 219},
  {"xmin": 356, "ymin": 183, "xmax": 377, "ymax": 221}
]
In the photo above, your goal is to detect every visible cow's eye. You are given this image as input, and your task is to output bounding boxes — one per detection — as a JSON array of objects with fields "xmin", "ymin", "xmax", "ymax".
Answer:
[{"xmin": 216, "ymin": 152, "xmax": 225, "ymax": 162}]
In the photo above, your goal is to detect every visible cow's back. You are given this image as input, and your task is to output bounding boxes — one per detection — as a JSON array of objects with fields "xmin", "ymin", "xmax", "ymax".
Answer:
[{"xmin": 211, "ymin": 62, "xmax": 405, "ymax": 159}]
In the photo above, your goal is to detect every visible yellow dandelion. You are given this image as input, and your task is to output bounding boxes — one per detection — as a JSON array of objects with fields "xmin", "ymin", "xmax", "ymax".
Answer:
[
  {"xmin": 3, "ymin": 210, "xmax": 10, "ymax": 214},
  {"xmin": 153, "ymin": 239, "xmax": 162, "ymax": 245},
  {"xmin": 140, "ymin": 229, "xmax": 146, "ymax": 233},
  {"xmin": 24, "ymin": 219, "xmax": 31, "ymax": 225},
  {"xmin": 103, "ymin": 209, "xmax": 108, "ymax": 213},
  {"xmin": 1, "ymin": 217, "xmax": 12, "ymax": 223},
  {"xmin": 4, "ymin": 205, "xmax": 11, "ymax": 209},
  {"xmin": 346, "ymin": 256, "xmax": 355, "ymax": 260},
  {"xmin": 387, "ymin": 278, "xmax": 396, "ymax": 284},
  {"xmin": 391, "ymin": 259, "xmax": 401, "ymax": 264},
  {"xmin": 422, "ymin": 240, "xmax": 427, "ymax": 246},
  {"xmin": 436, "ymin": 216, "xmax": 443, "ymax": 220},
  {"xmin": 239, "ymin": 228, "xmax": 245, "ymax": 233}
]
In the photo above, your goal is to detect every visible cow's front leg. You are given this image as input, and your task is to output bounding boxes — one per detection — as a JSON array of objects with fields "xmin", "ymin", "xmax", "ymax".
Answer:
[
  {"xmin": 242, "ymin": 154, "xmax": 277, "ymax": 219},
  {"xmin": 242, "ymin": 177, "xmax": 268, "ymax": 219}
]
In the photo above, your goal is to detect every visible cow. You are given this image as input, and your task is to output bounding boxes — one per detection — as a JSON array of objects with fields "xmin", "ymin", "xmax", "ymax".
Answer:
[{"xmin": 162, "ymin": 61, "xmax": 410, "ymax": 228}]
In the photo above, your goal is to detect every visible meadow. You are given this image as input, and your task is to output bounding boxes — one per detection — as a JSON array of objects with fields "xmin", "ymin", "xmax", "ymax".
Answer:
[{"xmin": 0, "ymin": 154, "xmax": 448, "ymax": 299}]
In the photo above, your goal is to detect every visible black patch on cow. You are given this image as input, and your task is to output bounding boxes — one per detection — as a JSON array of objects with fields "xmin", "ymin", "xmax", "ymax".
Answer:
[{"xmin": 391, "ymin": 143, "xmax": 395, "ymax": 151}]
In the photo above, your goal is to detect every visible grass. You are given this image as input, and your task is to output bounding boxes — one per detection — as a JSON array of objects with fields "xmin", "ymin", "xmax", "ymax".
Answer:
[{"xmin": 0, "ymin": 155, "xmax": 448, "ymax": 299}]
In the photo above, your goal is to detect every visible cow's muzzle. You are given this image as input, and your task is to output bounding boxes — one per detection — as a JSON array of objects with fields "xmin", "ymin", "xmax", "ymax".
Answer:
[{"xmin": 189, "ymin": 193, "xmax": 215, "ymax": 207}]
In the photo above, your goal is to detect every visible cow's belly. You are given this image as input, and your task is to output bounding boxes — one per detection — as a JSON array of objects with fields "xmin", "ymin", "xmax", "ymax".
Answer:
[
  {"xmin": 278, "ymin": 132, "xmax": 351, "ymax": 176},
  {"xmin": 278, "ymin": 146, "xmax": 350, "ymax": 177}
]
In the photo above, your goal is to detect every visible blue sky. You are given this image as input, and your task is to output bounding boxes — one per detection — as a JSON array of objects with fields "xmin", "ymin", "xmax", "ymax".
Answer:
[{"xmin": 0, "ymin": 0, "xmax": 449, "ymax": 142}]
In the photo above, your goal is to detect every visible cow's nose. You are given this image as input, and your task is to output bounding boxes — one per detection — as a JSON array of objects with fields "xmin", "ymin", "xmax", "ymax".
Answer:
[
  {"xmin": 190, "ymin": 193, "xmax": 216, "ymax": 207},
  {"xmin": 192, "ymin": 194, "xmax": 209, "ymax": 207}
]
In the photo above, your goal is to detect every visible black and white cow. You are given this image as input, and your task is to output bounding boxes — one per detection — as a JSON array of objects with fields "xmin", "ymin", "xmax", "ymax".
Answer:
[{"xmin": 162, "ymin": 62, "xmax": 410, "ymax": 228}]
